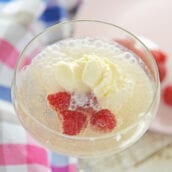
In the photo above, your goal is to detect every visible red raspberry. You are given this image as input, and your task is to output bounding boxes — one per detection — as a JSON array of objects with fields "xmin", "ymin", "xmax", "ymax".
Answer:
[
  {"xmin": 151, "ymin": 50, "xmax": 167, "ymax": 64},
  {"xmin": 157, "ymin": 64, "xmax": 166, "ymax": 82},
  {"xmin": 62, "ymin": 110, "xmax": 87, "ymax": 135},
  {"xmin": 163, "ymin": 85, "xmax": 172, "ymax": 106},
  {"xmin": 90, "ymin": 109, "xmax": 117, "ymax": 132},
  {"xmin": 47, "ymin": 92, "xmax": 71, "ymax": 112}
]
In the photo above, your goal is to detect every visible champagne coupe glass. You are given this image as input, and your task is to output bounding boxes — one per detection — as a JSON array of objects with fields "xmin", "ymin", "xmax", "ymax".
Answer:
[{"xmin": 12, "ymin": 20, "xmax": 160, "ymax": 171}]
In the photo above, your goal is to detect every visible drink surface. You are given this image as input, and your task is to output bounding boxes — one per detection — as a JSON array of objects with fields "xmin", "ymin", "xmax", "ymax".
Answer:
[{"xmin": 17, "ymin": 38, "xmax": 153, "ymax": 138}]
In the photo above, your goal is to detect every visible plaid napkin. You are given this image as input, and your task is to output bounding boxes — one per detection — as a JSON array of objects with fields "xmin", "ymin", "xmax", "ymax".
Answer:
[
  {"xmin": 0, "ymin": 100, "xmax": 77, "ymax": 172},
  {"xmin": 0, "ymin": 106, "xmax": 50, "ymax": 172},
  {"xmin": 0, "ymin": 0, "xmax": 80, "ymax": 171}
]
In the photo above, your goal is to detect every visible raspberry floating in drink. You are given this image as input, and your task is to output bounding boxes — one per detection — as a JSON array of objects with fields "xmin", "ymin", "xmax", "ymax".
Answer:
[
  {"xmin": 91, "ymin": 109, "xmax": 117, "ymax": 132},
  {"xmin": 47, "ymin": 92, "xmax": 71, "ymax": 112},
  {"xmin": 62, "ymin": 110, "xmax": 87, "ymax": 136}
]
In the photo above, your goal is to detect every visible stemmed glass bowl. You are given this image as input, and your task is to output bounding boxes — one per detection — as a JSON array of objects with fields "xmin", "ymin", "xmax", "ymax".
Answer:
[{"xmin": 12, "ymin": 20, "xmax": 160, "ymax": 163}]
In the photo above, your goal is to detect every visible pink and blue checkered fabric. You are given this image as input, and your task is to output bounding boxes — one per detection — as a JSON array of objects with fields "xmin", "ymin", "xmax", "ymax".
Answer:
[{"xmin": 0, "ymin": 102, "xmax": 77, "ymax": 172}]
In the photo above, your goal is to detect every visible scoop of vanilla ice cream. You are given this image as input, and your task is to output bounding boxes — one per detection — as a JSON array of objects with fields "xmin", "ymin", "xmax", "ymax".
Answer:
[{"xmin": 53, "ymin": 54, "xmax": 135, "ymax": 113}]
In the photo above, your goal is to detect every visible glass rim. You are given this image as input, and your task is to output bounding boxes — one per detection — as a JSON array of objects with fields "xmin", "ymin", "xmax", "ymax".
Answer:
[{"xmin": 12, "ymin": 19, "xmax": 160, "ymax": 141}]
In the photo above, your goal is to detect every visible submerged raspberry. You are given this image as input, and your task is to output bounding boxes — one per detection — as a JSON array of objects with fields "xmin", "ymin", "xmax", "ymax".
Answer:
[
  {"xmin": 90, "ymin": 109, "xmax": 117, "ymax": 132},
  {"xmin": 47, "ymin": 92, "xmax": 71, "ymax": 112},
  {"xmin": 61, "ymin": 110, "xmax": 87, "ymax": 135}
]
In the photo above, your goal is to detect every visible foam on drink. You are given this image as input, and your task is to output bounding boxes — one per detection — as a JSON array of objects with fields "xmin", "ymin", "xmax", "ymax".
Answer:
[{"xmin": 17, "ymin": 38, "xmax": 154, "ymax": 138}]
